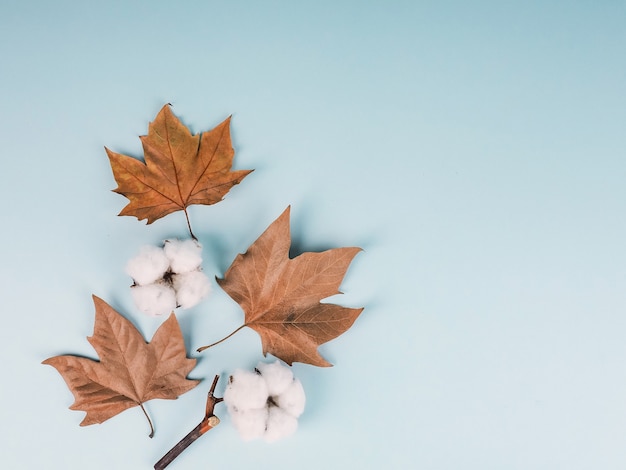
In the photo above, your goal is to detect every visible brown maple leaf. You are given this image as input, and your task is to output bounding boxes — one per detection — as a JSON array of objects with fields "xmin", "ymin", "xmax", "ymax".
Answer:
[
  {"xmin": 43, "ymin": 295, "xmax": 199, "ymax": 437},
  {"xmin": 106, "ymin": 104, "xmax": 252, "ymax": 235},
  {"xmin": 198, "ymin": 207, "xmax": 363, "ymax": 367}
]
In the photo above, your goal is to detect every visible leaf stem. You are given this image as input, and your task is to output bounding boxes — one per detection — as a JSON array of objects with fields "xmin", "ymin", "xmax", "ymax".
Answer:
[
  {"xmin": 196, "ymin": 325, "xmax": 246, "ymax": 352},
  {"xmin": 139, "ymin": 402, "xmax": 155, "ymax": 438},
  {"xmin": 183, "ymin": 208, "xmax": 196, "ymax": 240}
]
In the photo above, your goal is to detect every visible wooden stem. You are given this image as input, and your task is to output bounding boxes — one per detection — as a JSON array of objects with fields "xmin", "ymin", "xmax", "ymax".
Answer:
[{"xmin": 154, "ymin": 375, "xmax": 223, "ymax": 470}]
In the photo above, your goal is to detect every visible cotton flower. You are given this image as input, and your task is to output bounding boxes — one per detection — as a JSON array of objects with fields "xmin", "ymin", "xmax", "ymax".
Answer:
[
  {"xmin": 126, "ymin": 239, "xmax": 211, "ymax": 316},
  {"xmin": 224, "ymin": 361, "xmax": 306, "ymax": 442}
]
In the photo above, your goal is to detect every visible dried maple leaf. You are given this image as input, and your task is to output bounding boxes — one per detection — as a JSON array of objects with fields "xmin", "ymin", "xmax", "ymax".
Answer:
[
  {"xmin": 43, "ymin": 295, "xmax": 199, "ymax": 437},
  {"xmin": 198, "ymin": 207, "xmax": 363, "ymax": 367},
  {"xmin": 106, "ymin": 104, "xmax": 252, "ymax": 234}
]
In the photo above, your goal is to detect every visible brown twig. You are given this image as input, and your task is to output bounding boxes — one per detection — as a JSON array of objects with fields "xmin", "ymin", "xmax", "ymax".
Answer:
[{"xmin": 154, "ymin": 375, "xmax": 223, "ymax": 470}]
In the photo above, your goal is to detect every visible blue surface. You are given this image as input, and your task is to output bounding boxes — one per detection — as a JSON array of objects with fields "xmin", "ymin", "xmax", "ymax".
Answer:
[{"xmin": 2, "ymin": 1, "xmax": 626, "ymax": 469}]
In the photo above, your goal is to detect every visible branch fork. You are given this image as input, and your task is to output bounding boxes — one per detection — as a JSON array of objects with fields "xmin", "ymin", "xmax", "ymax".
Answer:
[{"xmin": 154, "ymin": 375, "xmax": 223, "ymax": 470}]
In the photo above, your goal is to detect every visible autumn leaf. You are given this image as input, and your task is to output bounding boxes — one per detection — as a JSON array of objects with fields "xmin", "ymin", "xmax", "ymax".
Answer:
[
  {"xmin": 198, "ymin": 207, "xmax": 363, "ymax": 367},
  {"xmin": 106, "ymin": 104, "xmax": 252, "ymax": 235},
  {"xmin": 43, "ymin": 295, "xmax": 199, "ymax": 437}
]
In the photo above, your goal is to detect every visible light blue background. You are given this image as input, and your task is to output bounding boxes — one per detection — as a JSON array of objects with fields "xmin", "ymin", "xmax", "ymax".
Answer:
[{"xmin": 2, "ymin": 1, "xmax": 625, "ymax": 469}]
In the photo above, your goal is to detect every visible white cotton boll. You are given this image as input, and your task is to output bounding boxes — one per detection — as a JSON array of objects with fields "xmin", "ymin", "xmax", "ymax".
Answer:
[
  {"xmin": 224, "ymin": 370, "xmax": 269, "ymax": 410},
  {"xmin": 130, "ymin": 283, "xmax": 177, "ymax": 317},
  {"xmin": 264, "ymin": 406, "xmax": 298, "ymax": 442},
  {"xmin": 229, "ymin": 408, "xmax": 268, "ymax": 441},
  {"xmin": 274, "ymin": 379, "xmax": 306, "ymax": 418},
  {"xmin": 125, "ymin": 245, "xmax": 170, "ymax": 285},
  {"xmin": 163, "ymin": 238, "xmax": 203, "ymax": 274},
  {"xmin": 256, "ymin": 360, "xmax": 294, "ymax": 396},
  {"xmin": 172, "ymin": 270, "xmax": 211, "ymax": 309},
  {"xmin": 225, "ymin": 363, "xmax": 306, "ymax": 442}
]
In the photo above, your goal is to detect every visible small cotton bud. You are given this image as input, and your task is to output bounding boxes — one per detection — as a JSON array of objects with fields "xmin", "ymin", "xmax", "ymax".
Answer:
[
  {"xmin": 256, "ymin": 360, "xmax": 294, "ymax": 396},
  {"xmin": 273, "ymin": 379, "xmax": 306, "ymax": 418},
  {"xmin": 164, "ymin": 238, "xmax": 203, "ymax": 273},
  {"xmin": 229, "ymin": 408, "xmax": 267, "ymax": 441},
  {"xmin": 224, "ymin": 370, "xmax": 269, "ymax": 410},
  {"xmin": 125, "ymin": 245, "xmax": 170, "ymax": 285},
  {"xmin": 264, "ymin": 406, "xmax": 298, "ymax": 442},
  {"xmin": 130, "ymin": 283, "xmax": 176, "ymax": 317},
  {"xmin": 172, "ymin": 270, "xmax": 211, "ymax": 309}
]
